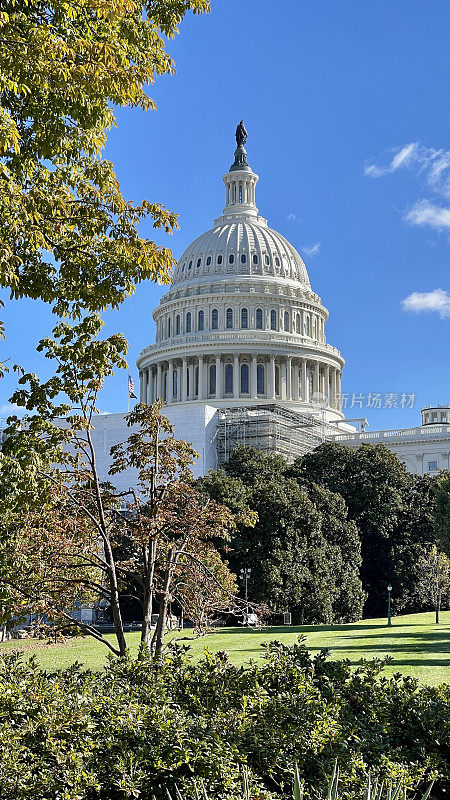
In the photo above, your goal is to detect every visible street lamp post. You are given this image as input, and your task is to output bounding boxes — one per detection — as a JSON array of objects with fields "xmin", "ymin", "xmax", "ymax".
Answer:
[
  {"xmin": 387, "ymin": 583, "xmax": 392, "ymax": 627},
  {"xmin": 239, "ymin": 567, "xmax": 251, "ymax": 613}
]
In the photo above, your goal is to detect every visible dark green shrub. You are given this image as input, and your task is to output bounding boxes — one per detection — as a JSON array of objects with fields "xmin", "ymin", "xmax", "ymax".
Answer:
[{"xmin": 0, "ymin": 640, "xmax": 448, "ymax": 800}]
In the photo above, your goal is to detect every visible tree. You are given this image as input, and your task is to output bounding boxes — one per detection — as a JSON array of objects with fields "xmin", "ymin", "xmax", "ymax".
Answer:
[
  {"xmin": 1, "ymin": 319, "xmax": 250, "ymax": 655},
  {"xmin": 416, "ymin": 544, "xmax": 450, "ymax": 623},
  {"xmin": 199, "ymin": 446, "xmax": 365, "ymax": 624},
  {"xmin": 290, "ymin": 442, "xmax": 437, "ymax": 616},
  {"xmin": 0, "ymin": 0, "xmax": 209, "ymax": 340},
  {"xmin": 433, "ymin": 471, "xmax": 450, "ymax": 556}
]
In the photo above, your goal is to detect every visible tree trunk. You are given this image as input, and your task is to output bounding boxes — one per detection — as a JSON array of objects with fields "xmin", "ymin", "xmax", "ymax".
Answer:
[
  {"xmin": 141, "ymin": 540, "xmax": 156, "ymax": 648},
  {"xmin": 152, "ymin": 546, "xmax": 175, "ymax": 657},
  {"xmin": 436, "ymin": 591, "xmax": 440, "ymax": 624}
]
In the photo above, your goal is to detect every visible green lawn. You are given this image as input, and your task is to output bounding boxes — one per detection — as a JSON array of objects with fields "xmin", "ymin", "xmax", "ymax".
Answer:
[{"xmin": 1, "ymin": 611, "xmax": 449, "ymax": 684}]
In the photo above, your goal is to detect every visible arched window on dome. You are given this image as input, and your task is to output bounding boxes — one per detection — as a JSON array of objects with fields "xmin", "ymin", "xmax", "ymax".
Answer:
[
  {"xmin": 206, "ymin": 256, "xmax": 212, "ymax": 266},
  {"xmin": 188, "ymin": 260, "xmax": 192, "ymax": 271},
  {"xmin": 186, "ymin": 312, "xmax": 192, "ymax": 333},
  {"xmin": 306, "ymin": 315, "xmax": 311, "ymax": 336},
  {"xmin": 240, "ymin": 363, "xmax": 249, "ymax": 394},
  {"xmin": 275, "ymin": 256, "xmax": 280, "ymax": 267},
  {"xmin": 253, "ymin": 254, "xmax": 258, "ymax": 265},
  {"xmin": 241, "ymin": 253, "xmax": 246, "ymax": 264},
  {"xmin": 296, "ymin": 313, "xmax": 301, "ymax": 334},
  {"xmin": 241, "ymin": 308, "xmax": 248, "ymax": 329},
  {"xmin": 239, "ymin": 184, "xmax": 243, "ymax": 203},
  {"xmin": 226, "ymin": 308, "xmax": 233, "ymax": 329},
  {"xmin": 217, "ymin": 254, "xmax": 223, "ymax": 265},
  {"xmin": 257, "ymin": 364, "xmax": 265, "ymax": 395},
  {"xmin": 198, "ymin": 310, "xmax": 204, "ymax": 331},
  {"xmin": 265, "ymin": 254, "xmax": 270, "ymax": 266},
  {"xmin": 176, "ymin": 315, "xmax": 181, "ymax": 335},
  {"xmin": 209, "ymin": 364, "xmax": 216, "ymax": 396},
  {"xmin": 167, "ymin": 318, "xmax": 171, "ymax": 338},
  {"xmin": 229, "ymin": 253, "xmax": 235, "ymax": 264},
  {"xmin": 173, "ymin": 370, "xmax": 178, "ymax": 401},
  {"xmin": 312, "ymin": 317, "xmax": 317, "ymax": 339},
  {"xmin": 284, "ymin": 311, "xmax": 290, "ymax": 332},
  {"xmin": 196, "ymin": 258, "xmax": 201, "ymax": 269},
  {"xmin": 211, "ymin": 308, "xmax": 218, "ymax": 330},
  {"xmin": 275, "ymin": 365, "xmax": 280, "ymax": 396},
  {"xmin": 225, "ymin": 364, "xmax": 233, "ymax": 395},
  {"xmin": 256, "ymin": 308, "xmax": 263, "ymax": 330},
  {"xmin": 270, "ymin": 309, "xmax": 277, "ymax": 330}
]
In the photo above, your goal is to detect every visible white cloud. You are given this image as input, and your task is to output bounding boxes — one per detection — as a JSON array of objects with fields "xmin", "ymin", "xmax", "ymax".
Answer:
[
  {"xmin": 401, "ymin": 288, "xmax": 450, "ymax": 318},
  {"xmin": 0, "ymin": 402, "xmax": 25, "ymax": 417},
  {"xmin": 286, "ymin": 213, "xmax": 297, "ymax": 222},
  {"xmin": 365, "ymin": 142, "xmax": 419, "ymax": 177},
  {"xmin": 404, "ymin": 199, "xmax": 450, "ymax": 230},
  {"xmin": 302, "ymin": 242, "xmax": 321, "ymax": 257}
]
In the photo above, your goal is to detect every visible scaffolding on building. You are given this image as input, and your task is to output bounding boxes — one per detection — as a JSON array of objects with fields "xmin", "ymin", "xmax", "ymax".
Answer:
[{"xmin": 216, "ymin": 404, "xmax": 336, "ymax": 465}]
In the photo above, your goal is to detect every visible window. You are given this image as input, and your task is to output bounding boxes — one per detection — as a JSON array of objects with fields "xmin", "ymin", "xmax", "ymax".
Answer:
[
  {"xmin": 206, "ymin": 256, "xmax": 212, "ymax": 266},
  {"xmin": 275, "ymin": 365, "xmax": 280, "ymax": 396},
  {"xmin": 296, "ymin": 313, "xmax": 301, "ymax": 333},
  {"xmin": 225, "ymin": 364, "xmax": 233, "ymax": 394},
  {"xmin": 284, "ymin": 311, "xmax": 289, "ymax": 331},
  {"xmin": 257, "ymin": 364, "xmax": 265, "ymax": 394},
  {"xmin": 241, "ymin": 308, "xmax": 248, "ymax": 329},
  {"xmin": 226, "ymin": 308, "xmax": 233, "ymax": 329},
  {"xmin": 196, "ymin": 258, "xmax": 201, "ymax": 268},
  {"xmin": 209, "ymin": 364, "xmax": 216, "ymax": 395},
  {"xmin": 198, "ymin": 310, "xmax": 204, "ymax": 331},
  {"xmin": 270, "ymin": 309, "xmax": 277, "ymax": 330},
  {"xmin": 275, "ymin": 256, "xmax": 280, "ymax": 266},
  {"xmin": 167, "ymin": 318, "xmax": 171, "ymax": 337},
  {"xmin": 229, "ymin": 253, "xmax": 235, "ymax": 264},
  {"xmin": 442, "ymin": 413, "xmax": 448, "ymax": 423},
  {"xmin": 256, "ymin": 308, "xmax": 263, "ymax": 329},
  {"xmin": 186, "ymin": 312, "xmax": 192, "ymax": 333},
  {"xmin": 428, "ymin": 460, "xmax": 438, "ymax": 472},
  {"xmin": 241, "ymin": 253, "xmax": 246, "ymax": 264},
  {"xmin": 252, "ymin": 254, "xmax": 258, "ymax": 264},
  {"xmin": 176, "ymin": 314, "xmax": 180, "ymax": 335},
  {"xmin": 182, "ymin": 262, "xmax": 186, "ymax": 272},
  {"xmin": 265, "ymin": 254, "xmax": 270, "ymax": 266},
  {"xmin": 188, "ymin": 260, "xmax": 192, "ymax": 270},
  {"xmin": 240, "ymin": 363, "xmax": 249, "ymax": 394},
  {"xmin": 173, "ymin": 369, "xmax": 178, "ymax": 401},
  {"xmin": 306, "ymin": 316, "xmax": 311, "ymax": 336},
  {"xmin": 217, "ymin": 254, "xmax": 223, "ymax": 265},
  {"xmin": 211, "ymin": 308, "xmax": 218, "ymax": 330}
]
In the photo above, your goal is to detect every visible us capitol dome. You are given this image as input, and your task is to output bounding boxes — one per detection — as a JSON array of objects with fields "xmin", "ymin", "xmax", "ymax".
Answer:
[{"xmin": 137, "ymin": 122, "xmax": 348, "ymax": 468}]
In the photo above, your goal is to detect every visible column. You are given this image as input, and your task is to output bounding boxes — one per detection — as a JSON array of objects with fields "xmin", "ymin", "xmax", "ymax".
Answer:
[
  {"xmin": 301, "ymin": 359, "xmax": 307, "ymax": 401},
  {"xmin": 251, "ymin": 354, "xmax": 258, "ymax": 399},
  {"xmin": 286, "ymin": 356, "xmax": 292, "ymax": 401},
  {"xmin": 314, "ymin": 362, "xmax": 320, "ymax": 403},
  {"xmin": 293, "ymin": 360, "xmax": 299, "ymax": 401},
  {"xmin": 331, "ymin": 368, "xmax": 337, "ymax": 409},
  {"xmin": 182, "ymin": 358, "xmax": 188, "ymax": 402},
  {"xmin": 139, "ymin": 371, "xmax": 144, "ymax": 403},
  {"xmin": 198, "ymin": 355, "xmax": 204, "ymax": 400},
  {"xmin": 337, "ymin": 371, "xmax": 342, "ymax": 410},
  {"xmin": 233, "ymin": 353, "xmax": 239, "ymax": 398},
  {"xmin": 146, "ymin": 369, "xmax": 153, "ymax": 404},
  {"xmin": 188, "ymin": 361, "xmax": 194, "ymax": 400},
  {"xmin": 215, "ymin": 354, "xmax": 222, "ymax": 399},
  {"xmin": 325, "ymin": 365, "xmax": 330, "ymax": 407},
  {"xmin": 268, "ymin": 355, "xmax": 276, "ymax": 400},
  {"xmin": 156, "ymin": 362, "xmax": 162, "ymax": 400},
  {"xmin": 167, "ymin": 360, "xmax": 173, "ymax": 404}
]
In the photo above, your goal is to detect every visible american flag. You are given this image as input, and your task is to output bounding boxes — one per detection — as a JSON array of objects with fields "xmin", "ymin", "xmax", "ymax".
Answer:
[{"xmin": 128, "ymin": 374, "xmax": 137, "ymax": 399}]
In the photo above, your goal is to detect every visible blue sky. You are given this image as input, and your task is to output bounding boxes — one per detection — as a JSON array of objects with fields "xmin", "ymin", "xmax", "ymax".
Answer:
[{"xmin": 2, "ymin": 0, "xmax": 450, "ymax": 430}]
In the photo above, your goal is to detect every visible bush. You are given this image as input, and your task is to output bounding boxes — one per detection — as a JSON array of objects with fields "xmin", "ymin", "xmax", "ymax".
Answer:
[{"xmin": 0, "ymin": 640, "xmax": 448, "ymax": 800}]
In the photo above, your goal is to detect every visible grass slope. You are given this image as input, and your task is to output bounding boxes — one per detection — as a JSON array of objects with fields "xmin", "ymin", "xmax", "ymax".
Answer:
[{"xmin": 1, "ymin": 611, "xmax": 449, "ymax": 684}]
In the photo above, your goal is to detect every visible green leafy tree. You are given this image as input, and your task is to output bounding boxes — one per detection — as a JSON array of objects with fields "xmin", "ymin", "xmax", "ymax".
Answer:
[
  {"xmin": 416, "ymin": 544, "xmax": 450, "ymax": 624},
  {"xmin": 0, "ymin": 0, "xmax": 209, "ymax": 334},
  {"xmin": 290, "ymin": 443, "xmax": 437, "ymax": 616},
  {"xmin": 433, "ymin": 471, "xmax": 450, "ymax": 556},
  {"xmin": 199, "ymin": 446, "xmax": 365, "ymax": 623}
]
